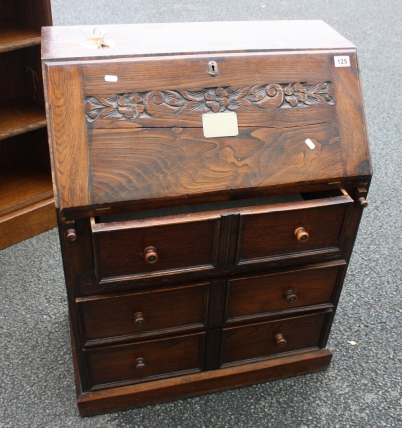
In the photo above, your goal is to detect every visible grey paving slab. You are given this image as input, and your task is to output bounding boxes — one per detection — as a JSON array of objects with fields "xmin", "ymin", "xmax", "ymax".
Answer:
[{"xmin": 1, "ymin": 0, "xmax": 401, "ymax": 426}]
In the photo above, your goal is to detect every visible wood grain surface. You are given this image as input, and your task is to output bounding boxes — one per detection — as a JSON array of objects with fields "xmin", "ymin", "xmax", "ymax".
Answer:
[
  {"xmin": 89, "ymin": 123, "xmax": 343, "ymax": 205},
  {"xmin": 0, "ymin": 162, "xmax": 53, "ymax": 215},
  {"xmin": 44, "ymin": 64, "xmax": 90, "ymax": 208},
  {"xmin": 333, "ymin": 52, "xmax": 371, "ymax": 176},
  {"xmin": 81, "ymin": 52, "xmax": 335, "ymax": 104},
  {"xmin": 0, "ymin": 0, "xmax": 52, "ymax": 52},
  {"xmin": 78, "ymin": 282, "xmax": 210, "ymax": 345},
  {"xmin": 85, "ymin": 332, "xmax": 206, "ymax": 389},
  {"xmin": 43, "ymin": 24, "xmax": 371, "ymax": 211},
  {"xmin": 42, "ymin": 21, "xmax": 372, "ymax": 416},
  {"xmin": 77, "ymin": 348, "xmax": 333, "ymax": 415},
  {"xmin": 221, "ymin": 311, "xmax": 328, "ymax": 366},
  {"xmin": 0, "ymin": 0, "xmax": 54, "ymax": 249},
  {"xmin": 0, "ymin": 98, "xmax": 47, "ymax": 140},
  {"xmin": 0, "ymin": 18, "xmax": 41, "ymax": 53},
  {"xmin": 0, "ymin": 197, "xmax": 56, "ymax": 250},
  {"xmin": 225, "ymin": 261, "xmax": 345, "ymax": 322},
  {"xmin": 92, "ymin": 216, "xmax": 220, "ymax": 280},
  {"xmin": 237, "ymin": 195, "xmax": 351, "ymax": 263}
]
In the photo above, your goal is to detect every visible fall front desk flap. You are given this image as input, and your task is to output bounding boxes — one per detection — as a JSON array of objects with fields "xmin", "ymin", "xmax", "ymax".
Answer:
[{"xmin": 41, "ymin": 20, "xmax": 371, "ymax": 211}]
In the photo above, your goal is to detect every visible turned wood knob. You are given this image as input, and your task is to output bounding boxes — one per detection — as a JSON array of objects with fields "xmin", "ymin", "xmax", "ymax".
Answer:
[
  {"xmin": 358, "ymin": 197, "xmax": 368, "ymax": 208},
  {"xmin": 144, "ymin": 246, "xmax": 158, "ymax": 264},
  {"xmin": 66, "ymin": 229, "xmax": 77, "ymax": 241},
  {"xmin": 294, "ymin": 227, "xmax": 309, "ymax": 242},
  {"xmin": 275, "ymin": 333, "xmax": 287, "ymax": 347},
  {"xmin": 135, "ymin": 357, "xmax": 146, "ymax": 371},
  {"xmin": 133, "ymin": 312, "xmax": 145, "ymax": 328},
  {"xmin": 284, "ymin": 289, "xmax": 297, "ymax": 304}
]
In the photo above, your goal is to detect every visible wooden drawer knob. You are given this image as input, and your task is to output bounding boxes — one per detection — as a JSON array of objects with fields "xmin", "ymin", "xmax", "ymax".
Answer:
[
  {"xmin": 294, "ymin": 227, "xmax": 309, "ymax": 242},
  {"xmin": 133, "ymin": 312, "xmax": 145, "ymax": 328},
  {"xmin": 136, "ymin": 357, "xmax": 146, "ymax": 371},
  {"xmin": 144, "ymin": 246, "xmax": 158, "ymax": 264},
  {"xmin": 275, "ymin": 333, "xmax": 287, "ymax": 347},
  {"xmin": 358, "ymin": 197, "xmax": 368, "ymax": 208},
  {"xmin": 284, "ymin": 289, "xmax": 297, "ymax": 303},
  {"xmin": 66, "ymin": 229, "xmax": 77, "ymax": 241}
]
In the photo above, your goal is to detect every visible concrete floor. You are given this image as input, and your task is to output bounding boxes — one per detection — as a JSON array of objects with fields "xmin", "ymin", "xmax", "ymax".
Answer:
[{"xmin": 1, "ymin": 0, "xmax": 401, "ymax": 426}]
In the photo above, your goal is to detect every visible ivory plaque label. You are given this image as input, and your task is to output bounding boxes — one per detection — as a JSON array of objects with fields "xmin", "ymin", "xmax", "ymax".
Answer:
[{"xmin": 202, "ymin": 112, "xmax": 239, "ymax": 138}]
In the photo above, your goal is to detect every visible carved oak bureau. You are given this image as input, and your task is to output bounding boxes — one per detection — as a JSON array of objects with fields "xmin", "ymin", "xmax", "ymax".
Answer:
[{"xmin": 42, "ymin": 21, "xmax": 371, "ymax": 416}]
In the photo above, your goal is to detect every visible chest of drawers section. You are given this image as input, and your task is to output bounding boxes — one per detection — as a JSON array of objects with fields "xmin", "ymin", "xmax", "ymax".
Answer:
[{"xmin": 72, "ymin": 191, "xmax": 350, "ymax": 393}]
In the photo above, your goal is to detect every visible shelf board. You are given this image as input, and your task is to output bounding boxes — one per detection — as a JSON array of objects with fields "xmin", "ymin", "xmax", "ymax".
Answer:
[
  {"xmin": 0, "ymin": 18, "xmax": 41, "ymax": 53},
  {"xmin": 0, "ymin": 196, "xmax": 56, "ymax": 250},
  {"xmin": 0, "ymin": 162, "xmax": 53, "ymax": 217},
  {"xmin": 0, "ymin": 98, "xmax": 47, "ymax": 140}
]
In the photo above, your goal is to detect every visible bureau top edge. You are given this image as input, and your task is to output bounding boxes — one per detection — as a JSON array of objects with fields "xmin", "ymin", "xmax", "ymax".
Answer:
[{"xmin": 41, "ymin": 20, "xmax": 356, "ymax": 61}]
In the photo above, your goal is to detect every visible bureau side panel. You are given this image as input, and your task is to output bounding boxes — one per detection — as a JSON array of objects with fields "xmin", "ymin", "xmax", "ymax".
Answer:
[
  {"xmin": 43, "ymin": 63, "xmax": 90, "ymax": 209},
  {"xmin": 333, "ymin": 51, "xmax": 372, "ymax": 177}
]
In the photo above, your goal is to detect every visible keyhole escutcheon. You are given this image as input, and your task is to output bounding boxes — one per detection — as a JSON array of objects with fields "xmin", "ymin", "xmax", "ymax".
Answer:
[{"xmin": 207, "ymin": 61, "xmax": 218, "ymax": 77}]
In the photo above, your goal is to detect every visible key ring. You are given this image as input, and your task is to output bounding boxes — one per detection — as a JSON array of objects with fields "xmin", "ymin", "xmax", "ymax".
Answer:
[{"xmin": 93, "ymin": 28, "xmax": 109, "ymax": 48}]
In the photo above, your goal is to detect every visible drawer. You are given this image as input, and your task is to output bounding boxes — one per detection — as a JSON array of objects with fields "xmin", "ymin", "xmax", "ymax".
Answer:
[
  {"xmin": 221, "ymin": 311, "xmax": 329, "ymax": 367},
  {"xmin": 225, "ymin": 261, "xmax": 345, "ymax": 323},
  {"xmin": 77, "ymin": 282, "xmax": 209, "ymax": 345},
  {"xmin": 85, "ymin": 332, "xmax": 206, "ymax": 389},
  {"xmin": 236, "ymin": 191, "xmax": 353, "ymax": 266},
  {"xmin": 92, "ymin": 214, "xmax": 220, "ymax": 280}
]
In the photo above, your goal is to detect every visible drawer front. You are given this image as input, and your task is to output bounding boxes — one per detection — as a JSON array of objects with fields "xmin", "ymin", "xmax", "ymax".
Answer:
[
  {"xmin": 221, "ymin": 312, "xmax": 328, "ymax": 366},
  {"xmin": 78, "ymin": 282, "xmax": 209, "ymax": 345},
  {"xmin": 85, "ymin": 332, "xmax": 205, "ymax": 389},
  {"xmin": 92, "ymin": 216, "xmax": 220, "ymax": 280},
  {"xmin": 236, "ymin": 195, "xmax": 352, "ymax": 265},
  {"xmin": 226, "ymin": 261, "xmax": 345, "ymax": 322}
]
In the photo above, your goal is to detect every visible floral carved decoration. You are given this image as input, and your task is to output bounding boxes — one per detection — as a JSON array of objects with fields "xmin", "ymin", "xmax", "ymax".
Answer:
[{"xmin": 85, "ymin": 82, "xmax": 334, "ymax": 122}]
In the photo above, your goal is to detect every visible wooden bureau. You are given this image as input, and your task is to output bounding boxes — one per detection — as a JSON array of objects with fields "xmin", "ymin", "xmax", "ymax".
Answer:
[{"xmin": 41, "ymin": 21, "xmax": 371, "ymax": 416}]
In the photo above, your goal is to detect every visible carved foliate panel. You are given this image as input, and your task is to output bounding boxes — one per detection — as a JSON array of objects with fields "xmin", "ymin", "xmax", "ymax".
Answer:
[{"xmin": 85, "ymin": 82, "xmax": 334, "ymax": 123}]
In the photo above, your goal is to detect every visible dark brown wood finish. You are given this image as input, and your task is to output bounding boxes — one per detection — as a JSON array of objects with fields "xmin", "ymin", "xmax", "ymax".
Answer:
[
  {"xmin": 92, "ymin": 215, "xmax": 220, "ymax": 280},
  {"xmin": 44, "ymin": 64, "xmax": 90, "ymax": 209},
  {"xmin": 88, "ymin": 123, "xmax": 343, "ymax": 205},
  {"xmin": 85, "ymin": 332, "xmax": 206, "ymax": 389},
  {"xmin": 0, "ymin": 197, "xmax": 55, "ymax": 249},
  {"xmin": 77, "ymin": 282, "xmax": 210, "ymax": 346},
  {"xmin": 0, "ymin": 0, "xmax": 54, "ymax": 250},
  {"xmin": 333, "ymin": 53, "xmax": 371, "ymax": 177},
  {"xmin": 237, "ymin": 194, "xmax": 352, "ymax": 265},
  {"xmin": 81, "ymin": 53, "xmax": 337, "ymax": 129},
  {"xmin": 43, "ymin": 49, "xmax": 371, "ymax": 211},
  {"xmin": 42, "ymin": 21, "xmax": 371, "ymax": 415},
  {"xmin": 221, "ymin": 311, "xmax": 329, "ymax": 366},
  {"xmin": 207, "ymin": 280, "xmax": 227, "ymax": 327},
  {"xmin": 77, "ymin": 349, "xmax": 333, "ymax": 415},
  {"xmin": 42, "ymin": 24, "xmax": 371, "ymax": 212},
  {"xmin": 225, "ymin": 261, "xmax": 345, "ymax": 323},
  {"xmin": 86, "ymin": 191, "xmax": 352, "ymax": 288}
]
